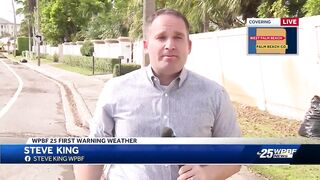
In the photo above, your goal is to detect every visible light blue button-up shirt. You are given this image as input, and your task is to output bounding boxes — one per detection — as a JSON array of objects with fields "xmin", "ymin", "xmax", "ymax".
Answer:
[{"xmin": 90, "ymin": 66, "xmax": 241, "ymax": 180}]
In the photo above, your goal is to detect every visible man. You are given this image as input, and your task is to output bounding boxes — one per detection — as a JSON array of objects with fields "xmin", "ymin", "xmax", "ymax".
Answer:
[{"xmin": 74, "ymin": 8, "xmax": 241, "ymax": 180}]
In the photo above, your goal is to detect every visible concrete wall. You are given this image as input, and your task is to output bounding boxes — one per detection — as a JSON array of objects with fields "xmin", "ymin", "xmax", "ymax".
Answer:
[
  {"xmin": 34, "ymin": 15, "xmax": 320, "ymax": 120},
  {"xmin": 94, "ymin": 39, "xmax": 132, "ymax": 63},
  {"xmin": 133, "ymin": 40, "xmax": 143, "ymax": 65},
  {"xmin": 185, "ymin": 15, "xmax": 320, "ymax": 120},
  {"xmin": 62, "ymin": 43, "xmax": 82, "ymax": 56},
  {"xmin": 94, "ymin": 42, "xmax": 120, "ymax": 59},
  {"xmin": 37, "ymin": 45, "xmax": 58, "ymax": 55}
]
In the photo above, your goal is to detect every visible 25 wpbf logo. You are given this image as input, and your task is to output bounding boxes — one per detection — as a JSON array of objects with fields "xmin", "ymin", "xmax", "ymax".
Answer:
[{"xmin": 257, "ymin": 148, "xmax": 297, "ymax": 159}]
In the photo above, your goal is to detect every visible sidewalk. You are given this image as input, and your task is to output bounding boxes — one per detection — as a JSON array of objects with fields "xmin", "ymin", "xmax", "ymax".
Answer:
[
  {"xmin": 21, "ymin": 59, "xmax": 266, "ymax": 180},
  {"xmin": 23, "ymin": 61, "xmax": 112, "ymax": 136}
]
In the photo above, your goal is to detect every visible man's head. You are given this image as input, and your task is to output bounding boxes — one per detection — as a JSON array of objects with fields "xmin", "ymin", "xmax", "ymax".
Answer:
[{"xmin": 144, "ymin": 8, "xmax": 192, "ymax": 80}]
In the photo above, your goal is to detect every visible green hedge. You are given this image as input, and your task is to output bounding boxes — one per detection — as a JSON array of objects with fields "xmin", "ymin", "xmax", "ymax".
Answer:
[
  {"xmin": 80, "ymin": 40, "xmax": 94, "ymax": 56},
  {"xmin": 17, "ymin": 37, "xmax": 31, "ymax": 54},
  {"xmin": 41, "ymin": 53, "xmax": 58, "ymax": 62},
  {"xmin": 62, "ymin": 55, "xmax": 119, "ymax": 74},
  {"xmin": 120, "ymin": 64, "xmax": 141, "ymax": 75},
  {"xmin": 113, "ymin": 64, "xmax": 120, "ymax": 77}
]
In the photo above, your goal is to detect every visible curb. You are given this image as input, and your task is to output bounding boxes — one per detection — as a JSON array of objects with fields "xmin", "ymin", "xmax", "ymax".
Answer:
[
  {"xmin": 24, "ymin": 63, "xmax": 90, "ymax": 136},
  {"xmin": 5, "ymin": 56, "xmax": 89, "ymax": 136}
]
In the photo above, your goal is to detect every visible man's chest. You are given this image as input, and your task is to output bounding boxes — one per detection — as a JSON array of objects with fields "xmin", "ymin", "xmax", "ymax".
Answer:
[{"xmin": 113, "ymin": 92, "xmax": 215, "ymax": 137}]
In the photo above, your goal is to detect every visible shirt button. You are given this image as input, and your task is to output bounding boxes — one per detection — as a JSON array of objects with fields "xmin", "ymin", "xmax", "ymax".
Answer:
[{"xmin": 164, "ymin": 93, "xmax": 168, "ymax": 97}]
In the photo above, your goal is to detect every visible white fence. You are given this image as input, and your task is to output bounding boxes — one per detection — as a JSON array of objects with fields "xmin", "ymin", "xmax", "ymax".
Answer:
[
  {"xmin": 36, "ymin": 39, "xmax": 133, "ymax": 63},
  {"xmin": 185, "ymin": 15, "xmax": 320, "ymax": 120},
  {"xmin": 62, "ymin": 43, "xmax": 82, "ymax": 56},
  {"xmin": 33, "ymin": 15, "xmax": 320, "ymax": 120},
  {"xmin": 32, "ymin": 45, "xmax": 59, "ymax": 56},
  {"xmin": 93, "ymin": 39, "xmax": 132, "ymax": 63}
]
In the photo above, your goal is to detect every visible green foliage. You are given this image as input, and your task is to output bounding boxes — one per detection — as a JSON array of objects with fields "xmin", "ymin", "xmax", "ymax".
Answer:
[
  {"xmin": 40, "ymin": 0, "xmax": 107, "ymax": 45},
  {"xmin": 53, "ymin": 53, "xmax": 59, "ymax": 62},
  {"xmin": 258, "ymin": 0, "xmax": 307, "ymax": 18},
  {"xmin": 62, "ymin": 55, "xmax": 119, "ymax": 74},
  {"xmin": 16, "ymin": 0, "xmax": 312, "ymax": 43},
  {"xmin": 303, "ymin": 0, "xmax": 320, "ymax": 16},
  {"xmin": 113, "ymin": 64, "xmax": 120, "ymax": 77},
  {"xmin": 40, "ymin": 0, "xmax": 78, "ymax": 45},
  {"xmin": 83, "ymin": 0, "xmax": 130, "ymax": 39},
  {"xmin": 17, "ymin": 37, "xmax": 30, "ymax": 52},
  {"xmin": 80, "ymin": 40, "xmax": 94, "ymax": 56},
  {"xmin": 112, "ymin": 63, "xmax": 140, "ymax": 77},
  {"xmin": 22, "ymin": 50, "xmax": 27, "ymax": 57},
  {"xmin": 22, "ymin": 50, "xmax": 35, "ymax": 59},
  {"xmin": 120, "ymin": 64, "xmax": 141, "ymax": 75},
  {"xmin": 15, "ymin": 0, "xmax": 35, "ymax": 37},
  {"xmin": 258, "ymin": 0, "xmax": 287, "ymax": 18}
]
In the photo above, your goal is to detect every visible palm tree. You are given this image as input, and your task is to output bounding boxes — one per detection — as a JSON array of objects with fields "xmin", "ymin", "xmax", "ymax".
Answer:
[
  {"xmin": 175, "ymin": 0, "xmax": 243, "ymax": 32},
  {"xmin": 142, "ymin": 0, "xmax": 155, "ymax": 67},
  {"xmin": 11, "ymin": 0, "xmax": 17, "ymax": 56}
]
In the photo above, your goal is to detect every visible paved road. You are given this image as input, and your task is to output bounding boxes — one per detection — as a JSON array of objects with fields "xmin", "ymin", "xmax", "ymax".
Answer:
[
  {"xmin": 0, "ymin": 59, "xmax": 18, "ymax": 112},
  {"xmin": 0, "ymin": 57, "xmax": 74, "ymax": 180}
]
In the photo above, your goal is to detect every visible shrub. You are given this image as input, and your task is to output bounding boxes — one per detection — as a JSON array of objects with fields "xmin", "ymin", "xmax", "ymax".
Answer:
[
  {"xmin": 17, "ymin": 37, "xmax": 31, "ymax": 53},
  {"xmin": 62, "ymin": 55, "xmax": 119, "ymax": 74},
  {"xmin": 15, "ymin": 50, "xmax": 21, "ymax": 56},
  {"xmin": 22, "ymin": 51, "xmax": 27, "ymax": 57},
  {"xmin": 120, "ymin": 64, "xmax": 141, "ymax": 75},
  {"xmin": 113, "ymin": 64, "xmax": 120, "ymax": 77},
  {"xmin": 53, "ymin": 53, "xmax": 59, "ymax": 62},
  {"xmin": 80, "ymin": 40, "xmax": 94, "ymax": 56}
]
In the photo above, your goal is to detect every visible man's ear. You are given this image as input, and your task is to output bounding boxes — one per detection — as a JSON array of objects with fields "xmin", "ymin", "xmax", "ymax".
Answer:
[
  {"xmin": 188, "ymin": 39, "xmax": 192, "ymax": 54},
  {"xmin": 143, "ymin": 40, "xmax": 148, "ymax": 53}
]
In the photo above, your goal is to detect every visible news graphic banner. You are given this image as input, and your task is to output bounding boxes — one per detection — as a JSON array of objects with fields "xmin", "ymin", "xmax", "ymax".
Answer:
[
  {"xmin": 247, "ymin": 18, "xmax": 298, "ymax": 54},
  {"xmin": 0, "ymin": 137, "xmax": 320, "ymax": 164}
]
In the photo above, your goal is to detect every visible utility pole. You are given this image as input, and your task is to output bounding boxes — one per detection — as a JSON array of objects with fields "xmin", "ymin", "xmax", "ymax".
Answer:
[
  {"xmin": 11, "ymin": 0, "xmax": 17, "ymax": 57},
  {"xmin": 28, "ymin": 18, "xmax": 31, "ymax": 61},
  {"xmin": 36, "ymin": 0, "xmax": 40, "ymax": 66},
  {"xmin": 142, "ymin": 0, "xmax": 155, "ymax": 67}
]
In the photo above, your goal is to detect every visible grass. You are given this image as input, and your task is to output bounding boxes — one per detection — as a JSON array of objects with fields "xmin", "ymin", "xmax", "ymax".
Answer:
[
  {"xmin": 5, "ymin": 53, "xmax": 23, "ymax": 62},
  {"xmin": 51, "ymin": 63, "xmax": 94, "ymax": 76},
  {"xmin": 234, "ymin": 103, "xmax": 320, "ymax": 180},
  {"xmin": 3, "ymin": 53, "xmax": 101, "ymax": 76},
  {"xmin": 250, "ymin": 165, "xmax": 320, "ymax": 180}
]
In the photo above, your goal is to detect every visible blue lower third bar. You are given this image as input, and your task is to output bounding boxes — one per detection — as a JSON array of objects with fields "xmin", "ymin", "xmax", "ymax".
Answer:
[{"xmin": 1, "ymin": 144, "xmax": 319, "ymax": 164}]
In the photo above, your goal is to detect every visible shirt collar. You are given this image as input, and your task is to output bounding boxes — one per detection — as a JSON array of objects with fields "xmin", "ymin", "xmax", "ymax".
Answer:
[{"xmin": 146, "ymin": 65, "xmax": 188, "ymax": 88}]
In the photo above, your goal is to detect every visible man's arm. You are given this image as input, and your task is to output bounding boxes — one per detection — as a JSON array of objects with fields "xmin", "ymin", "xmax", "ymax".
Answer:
[
  {"xmin": 178, "ymin": 165, "xmax": 241, "ymax": 180},
  {"xmin": 73, "ymin": 165, "xmax": 104, "ymax": 180}
]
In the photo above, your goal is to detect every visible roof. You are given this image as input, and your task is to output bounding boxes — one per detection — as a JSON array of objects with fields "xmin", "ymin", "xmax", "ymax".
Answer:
[{"xmin": 0, "ymin": 17, "xmax": 12, "ymax": 24}]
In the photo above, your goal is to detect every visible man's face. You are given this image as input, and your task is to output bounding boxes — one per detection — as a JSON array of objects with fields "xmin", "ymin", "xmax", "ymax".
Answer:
[{"xmin": 144, "ymin": 14, "xmax": 192, "ymax": 77}]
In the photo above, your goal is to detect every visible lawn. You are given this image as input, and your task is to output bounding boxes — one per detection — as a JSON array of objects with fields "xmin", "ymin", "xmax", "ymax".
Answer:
[{"xmin": 234, "ymin": 102, "xmax": 320, "ymax": 180}]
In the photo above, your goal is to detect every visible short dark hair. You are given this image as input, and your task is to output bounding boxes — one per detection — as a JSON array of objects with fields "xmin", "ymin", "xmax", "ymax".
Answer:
[{"xmin": 147, "ymin": 8, "xmax": 190, "ymax": 33}]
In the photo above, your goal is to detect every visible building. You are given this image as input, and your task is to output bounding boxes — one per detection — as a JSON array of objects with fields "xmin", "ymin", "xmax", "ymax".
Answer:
[{"xmin": 0, "ymin": 17, "xmax": 20, "ymax": 37}]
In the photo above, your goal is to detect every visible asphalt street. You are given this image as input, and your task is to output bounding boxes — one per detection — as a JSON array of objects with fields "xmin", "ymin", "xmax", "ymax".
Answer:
[{"xmin": 0, "ymin": 57, "xmax": 75, "ymax": 180}]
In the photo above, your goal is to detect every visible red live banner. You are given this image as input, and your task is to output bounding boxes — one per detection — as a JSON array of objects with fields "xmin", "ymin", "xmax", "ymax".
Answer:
[{"xmin": 281, "ymin": 18, "xmax": 299, "ymax": 26}]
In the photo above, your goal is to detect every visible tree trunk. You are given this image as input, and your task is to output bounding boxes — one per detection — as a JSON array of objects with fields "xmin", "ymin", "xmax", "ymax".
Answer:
[
  {"xmin": 142, "ymin": 0, "xmax": 155, "ymax": 67},
  {"xmin": 11, "ymin": 0, "xmax": 17, "ymax": 57},
  {"xmin": 203, "ymin": 12, "xmax": 209, "ymax": 32}
]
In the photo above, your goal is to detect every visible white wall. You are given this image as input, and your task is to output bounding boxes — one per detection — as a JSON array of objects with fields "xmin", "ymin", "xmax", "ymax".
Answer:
[
  {"xmin": 34, "ymin": 15, "xmax": 320, "ymax": 120},
  {"xmin": 94, "ymin": 41, "xmax": 132, "ymax": 63},
  {"xmin": 62, "ymin": 44, "xmax": 82, "ymax": 56},
  {"xmin": 185, "ymin": 15, "xmax": 320, "ymax": 120},
  {"xmin": 133, "ymin": 40, "xmax": 143, "ymax": 65},
  {"xmin": 94, "ymin": 42, "xmax": 120, "ymax": 59}
]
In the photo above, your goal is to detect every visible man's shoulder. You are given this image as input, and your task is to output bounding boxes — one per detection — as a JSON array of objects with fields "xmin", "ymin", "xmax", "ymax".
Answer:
[
  {"xmin": 186, "ymin": 70, "xmax": 224, "ymax": 91},
  {"xmin": 105, "ymin": 67, "xmax": 146, "ymax": 87}
]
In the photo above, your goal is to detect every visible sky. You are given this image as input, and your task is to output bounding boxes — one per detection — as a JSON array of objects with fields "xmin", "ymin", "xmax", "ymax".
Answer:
[{"xmin": 0, "ymin": 0, "xmax": 24, "ymax": 24}]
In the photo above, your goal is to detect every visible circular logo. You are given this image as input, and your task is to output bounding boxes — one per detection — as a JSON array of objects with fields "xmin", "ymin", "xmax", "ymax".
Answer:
[{"xmin": 24, "ymin": 156, "xmax": 31, "ymax": 162}]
